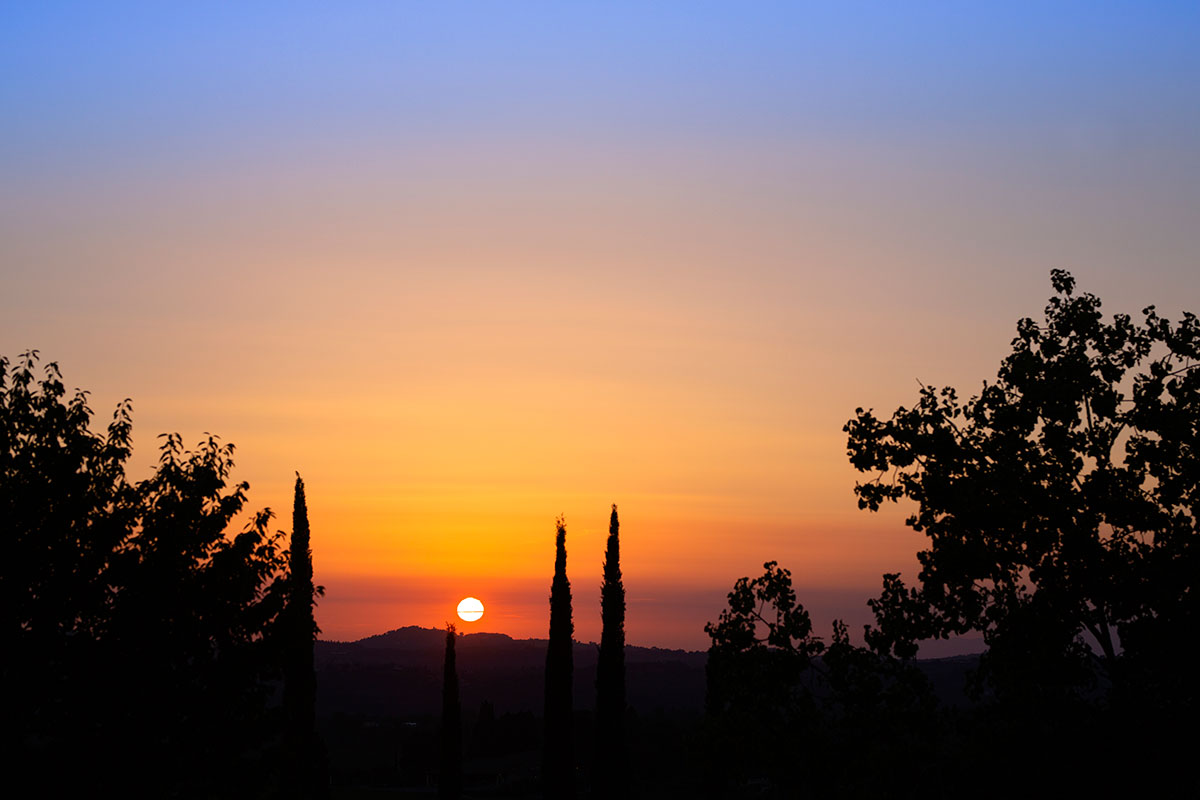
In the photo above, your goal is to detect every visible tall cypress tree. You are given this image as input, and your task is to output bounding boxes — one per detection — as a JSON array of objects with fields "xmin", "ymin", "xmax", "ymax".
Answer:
[
  {"xmin": 439, "ymin": 624, "xmax": 462, "ymax": 800},
  {"xmin": 283, "ymin": 473, "xmax": 325, "ymax": 797},
  {"xmin": 594, "ymin": 503, "xmax": 627, "ymax": 798},
  {"xmin": 543, "ymin": 517, "xmax": 575, "ymax": 799}
]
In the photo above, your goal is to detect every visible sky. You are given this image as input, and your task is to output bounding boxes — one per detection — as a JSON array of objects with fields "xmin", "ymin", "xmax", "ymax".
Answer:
[{"xmin": 3, "ymin": 2, "xmax": 1198, "ymax": 650}]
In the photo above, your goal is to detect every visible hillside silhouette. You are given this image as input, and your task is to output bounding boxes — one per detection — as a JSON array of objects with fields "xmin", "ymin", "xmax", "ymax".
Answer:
[
  {"xmin": 315, "ymin": 625, "xmax": 979, "ymax": 717},
  {"xmin": 315, "ymin": 626, "xmax": 709, "ymax": 718}
]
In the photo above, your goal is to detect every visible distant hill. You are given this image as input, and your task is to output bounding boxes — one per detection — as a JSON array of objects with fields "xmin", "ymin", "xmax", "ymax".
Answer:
[
  {"xmin": 314, "ymin": 626, "xmax": 975, "ymax": 719},
  {"xmin": 315, "ymin": 626, "xmax": 708, "ymax": 718}
]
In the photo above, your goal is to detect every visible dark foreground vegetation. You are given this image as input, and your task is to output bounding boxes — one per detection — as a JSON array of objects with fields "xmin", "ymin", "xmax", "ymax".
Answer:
[
  {"xmin": 315, "ymin": 627, "xmax": 709, "ymax": 796},
  {"xmin": 4, "ymin": 272, "xmax": 1197, "ymax": 797},
  {"xmin": 3, "ymin": 351, "xmax": 325, "ymax": 797},
  {"xmin": 312, "ymin": 626, "xmax": 978, "ymax": 797}
]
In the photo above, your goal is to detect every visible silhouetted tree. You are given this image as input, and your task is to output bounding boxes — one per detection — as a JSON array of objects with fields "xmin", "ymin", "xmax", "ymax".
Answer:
[
  {"xmin": 440, "ymin": 623, "xmax": 462, "ymax": 800},
  {"xmin": 2, "ymin": 351, "xmax": 132, "ymax": 665},
  {"xmin": 703, "ymin": 561, "xmax": 831, "ymax": 795},
  {"xmin": 2, "ymin": 351, "xmax": 291, "ymax": 795},
  {"xmin": 543, "ymin": 517, "xmax": 575, "ymax": 799},
  {"xmin": 704, "ymin": 562, "xmax": 932, "ymax": 796},
  {"xmin": 594, "ymin": 503, "xmax": 627, "ymax": 799},
  {"xmin": 283, "ymin": 472, "xmax": 327, "ymax": 798},
  {"xmin": 845, "ymin": 270, "xmax": 1200, "ymax": 708}
]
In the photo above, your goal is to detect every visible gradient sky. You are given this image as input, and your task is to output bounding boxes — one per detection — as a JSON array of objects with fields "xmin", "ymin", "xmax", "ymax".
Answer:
[{"xmin": 3, "ymin": 2, "xmax": 1198, "ymax": 650}]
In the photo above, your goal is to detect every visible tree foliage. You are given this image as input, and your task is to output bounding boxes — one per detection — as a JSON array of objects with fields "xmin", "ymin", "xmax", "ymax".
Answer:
[
  {"xmin": 2, "ymin": 351, "xmax": 295, "ymax": 794},
  {"xmin": 705, "ymin": 562, "xmax": 929, "ymax": 717},
  {"xmin": 704, "ymin": 562, "xmax": 932, "ymax": 795},
  {"xmin": 845, "ymin": 270, "xmax": 1199, "ymax": 704},
  {"xmin": 704, "ymin": 562, "xmax": 824, "ymax": 743}
]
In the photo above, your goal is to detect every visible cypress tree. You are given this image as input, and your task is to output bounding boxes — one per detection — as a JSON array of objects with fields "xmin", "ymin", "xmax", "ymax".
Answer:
[
  {"xmin": 283, "ymin": 472, "xmax": 325, "ymax": 797},
  {"xmin": 594, "ymin": 503, "xmax": 627, "ymax": 798},
  {"xmin": 439, "ymin": 624, "xmax": 462, "ymax": 800},
  {"xmin": 543, "ymin": 517, "xmax": 575, "ymax": 799}
]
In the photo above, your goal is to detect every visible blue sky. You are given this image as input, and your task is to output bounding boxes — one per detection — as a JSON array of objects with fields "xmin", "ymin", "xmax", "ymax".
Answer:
[{"xmin": 6, "ymin": 3, "xmax": 1198, "ymax": 170}]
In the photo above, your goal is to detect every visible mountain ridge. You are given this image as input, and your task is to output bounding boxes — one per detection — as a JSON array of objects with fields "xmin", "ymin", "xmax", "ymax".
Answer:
[
  {"xmin": 321, "ymin": 624, "xmax": 708, "ymax": 665},
  {"xmin": 313, "ymin": 624, "xmax": 976, "ymax": 719}
]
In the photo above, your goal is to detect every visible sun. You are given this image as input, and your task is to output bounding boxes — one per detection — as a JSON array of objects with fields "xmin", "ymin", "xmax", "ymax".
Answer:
[{"xmin": 456, "ymin": 596, "xmax": 484, "ymax": 622}]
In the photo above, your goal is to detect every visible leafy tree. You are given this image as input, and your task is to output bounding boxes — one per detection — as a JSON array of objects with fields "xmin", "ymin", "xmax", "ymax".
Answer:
[
  {"xmin": 109, "ymin": 431, "xmax": 291, "ymax": 793},
  {"xmin": 543, "ymin": 517, "xmax": 575, "ymax": 799},
  {"xmin": 283, "ymin": 473, "xmax": 327, "ymax": 798},
  {"xmin": 704, "ymin": 562, "xmax": 932, "ymax": 795},
  {"xmin": 704, "ymin": 561, "xmax": 825, "ymax": 742},
  {"xmin": 2, "ymin": 351, "xmax": 292, "ymax": 795},
  {"xmin": 845, "ymin": 270, "xmax": 1199, "ymax": 706},
  {"xmin": 440, "ymin": 624, "xmax": 462, "ymax": 800},
  {"xmin": 2, "ymin": 351, "xmax": 133, "ymax": 649},
  {"xmin": 706, "ymin": 562, "xmax": 918, "ymax": 732},
  {"xmin": 705, "ymin": 562, "xmax": 822, "ymax": 799},
  {"xmin": 594, "ymin": 503, "xmax": 627, "ymax": 799}
]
